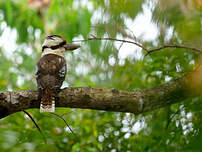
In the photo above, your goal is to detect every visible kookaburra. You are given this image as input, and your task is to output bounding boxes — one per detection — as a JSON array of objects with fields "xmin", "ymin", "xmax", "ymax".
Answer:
[{"xmin": 36, "ymin": 35, "xmax": 80, "ymax": 112}]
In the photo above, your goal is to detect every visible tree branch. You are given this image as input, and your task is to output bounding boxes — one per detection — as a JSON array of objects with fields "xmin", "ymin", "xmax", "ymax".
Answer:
[
  {"xmin": 1, "ymin": 62, "xmax": 202, "ymax": 119},
  {"xmin": 0, "ymin": 73, "xmax": 198, "ymax": 119},
  {"xmin": 145, "ymin": 44, "xmax": 202, "ymax": 55},
  {"xmin": 73, "ymin": 36, "xmax": 150, "ymax": 52},
  {"xmin": 72, "ymin": 36, "xmax": 202, "ymax": 54}
]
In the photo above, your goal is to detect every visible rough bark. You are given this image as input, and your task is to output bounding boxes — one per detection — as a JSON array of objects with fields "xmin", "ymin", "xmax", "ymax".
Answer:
[
  {"xmin": 0, "ymin": 63, "xmax": 202, "ymax": 119},
  {"xmin": 0, "ymin": 78, "xmax": 189, "ymax": 119}
]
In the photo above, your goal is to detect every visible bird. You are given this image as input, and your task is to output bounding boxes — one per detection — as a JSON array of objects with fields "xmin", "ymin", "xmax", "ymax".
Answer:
[{"xmin": 35, "ymin": 35, "xmax": 80, "ymax": 112}]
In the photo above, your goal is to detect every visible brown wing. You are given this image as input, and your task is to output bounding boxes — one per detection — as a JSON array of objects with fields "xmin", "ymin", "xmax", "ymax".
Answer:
[{"xmin": 35, "ymin": 54, "xmax": 66, "ymax": 90}]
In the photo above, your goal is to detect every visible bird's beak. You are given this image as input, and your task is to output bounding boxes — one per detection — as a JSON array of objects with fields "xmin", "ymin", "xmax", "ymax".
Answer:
[{"xmin": 64, "ymin": 44, "xmax": 80, "ymax": 51}]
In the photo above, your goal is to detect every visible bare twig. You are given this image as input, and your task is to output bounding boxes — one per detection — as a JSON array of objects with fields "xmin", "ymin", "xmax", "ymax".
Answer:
[
  {"xmin": 118, "ymin": 42, "xmax": 124, "ymax": 51},
  {"xmin": 72, "ymin": 35, "xmax": 150, "ymax": 52},
  {"xmin": 23, "ymin": 110, "xmax": 46, "ymax": 143},
  {"xmin": 126, "ymin": 27, "xmax": 137, "ymax": 41},
  {"xmin": 23, "ymin": 110, "xmax": 42, "ymax": 133},
  {"xmin": 60, "ymin": 111, "xmax": 72, "ymax": 117},
  {"xmin": 165, "ymin": 108, "xmax": 181, "ymax": 130},
  {"xmin": 72, "ymin": 36, "xmax": 202, "ymax": 55},
  {"xmin": 165, "ymin": 106, "xmax": 171, "ymax": 130},
  {"xmin": 50, "ymin": 113, "xmax": 78, "ymax": 138},
  {"xmin": 145, "ymin": 45, "xmax": 202, "ymax": 56}
]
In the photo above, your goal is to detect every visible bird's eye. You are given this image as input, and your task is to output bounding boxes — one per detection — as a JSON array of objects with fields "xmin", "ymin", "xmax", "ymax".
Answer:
[{"xmin": 48, "ymin": 37, "xmax": 55, "ymax": 40}]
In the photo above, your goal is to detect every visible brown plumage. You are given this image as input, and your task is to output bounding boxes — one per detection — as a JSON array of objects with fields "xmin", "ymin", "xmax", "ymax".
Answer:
[
  {"xmin": 36, "ymin": 35, "xmax": 80, "ymax": 112},
  {"xmin": 40, "ymin": 88, "xmax": 55, "ymax": 110},
  {"xmin": 36, "ymin": 54, "xmax": 66, "ymax": 112}
]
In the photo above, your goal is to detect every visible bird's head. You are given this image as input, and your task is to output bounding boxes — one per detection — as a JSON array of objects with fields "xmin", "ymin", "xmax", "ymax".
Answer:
[{"xmin": 42, "ymin": 35, "xmax": 80, "ymax": 57}]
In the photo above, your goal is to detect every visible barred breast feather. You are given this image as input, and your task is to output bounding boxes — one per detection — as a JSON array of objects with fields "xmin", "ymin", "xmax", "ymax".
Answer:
[{"xmin": 35, "ymin": 54, "xmax": 66, "ymax": 112}]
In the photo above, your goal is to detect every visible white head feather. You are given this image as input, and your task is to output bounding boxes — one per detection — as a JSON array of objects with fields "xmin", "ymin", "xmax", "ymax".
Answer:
[
  {"xmin": 42, "ymin": 35, "xmax": 66, "ymax": 58},
  {"xmin": 42, "ymin": 35, "xmax": 65, "ymax": 48}
]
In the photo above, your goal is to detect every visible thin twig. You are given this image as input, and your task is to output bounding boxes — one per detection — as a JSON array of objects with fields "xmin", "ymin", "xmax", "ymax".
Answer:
[
  {"xmin": 60, "ymin": 111, "xmax": 72, "ymax": 117},
  {"xmin": 165, "ymin": 106, "xmax": 171, "ymax": 131},
  {"xmin": 50, "ymin": 113, "xmax": 78, "ymax": 138},
  {"xmin": 165, "ymin": 108, "xmax": 181, "ymax": 130},
  {"xmin": 72, "ymin": 36, "xmax": 150, "ymax": 52},
  {"xmin": 72, "ymin": 36, "xmax": 202, "ymax": 55},
  {"xmin": 118, "ymin": 42, "xmax": 124, "ymax": 51},
  {"xmin": 23, "ymin": 110, "xmax": 47, "ymax": 143},
  {"xmin": 23, "ymin": 110, "xmax": 42, "ymax": 133},
  {"xmin": 145, "ymin": 45, "xmax": 202, "ymax": 56}
]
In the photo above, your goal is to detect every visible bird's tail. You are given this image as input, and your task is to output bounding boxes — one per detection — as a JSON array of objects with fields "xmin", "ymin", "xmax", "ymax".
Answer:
[{"xmin": 40, "ymin": 88, "xmax": 55, "ymax": 113}]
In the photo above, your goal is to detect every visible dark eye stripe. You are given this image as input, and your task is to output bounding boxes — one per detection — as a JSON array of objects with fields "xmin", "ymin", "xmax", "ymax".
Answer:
[
  {"xmin": 47, "ymin": 35, "xmax": 62, "ymax": 39},
  {"xmin": 50, "ymin": 41, "xmax": 66, "ymax": 49},
  {"xmin": 42, "ymin": 46, "xmax": 48, "ymax": 52},
  {"xmin": 42, "ymin": 41, "xmax": 66, "ymax": 52},
  {"xmin": 48, "ymin": 37, "xmax": 55, "ymax": 40}
]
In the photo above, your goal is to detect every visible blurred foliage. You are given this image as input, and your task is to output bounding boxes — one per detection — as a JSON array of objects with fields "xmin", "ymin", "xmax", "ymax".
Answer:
[{"xmin": 0, "ymin": 0, "xmax": 202, "ymax": 151}]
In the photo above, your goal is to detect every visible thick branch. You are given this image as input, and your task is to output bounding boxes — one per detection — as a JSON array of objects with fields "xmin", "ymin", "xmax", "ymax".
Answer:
[
  {"xmin": 0, "ymin": 78, "xmax": 194, "ymax": 119},
  {"xmin": 1, "ymin": 62, "xmax": 202, "ymax": 119}
]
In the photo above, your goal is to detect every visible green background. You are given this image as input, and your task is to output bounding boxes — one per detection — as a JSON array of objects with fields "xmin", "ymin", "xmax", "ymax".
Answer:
[{"xmin": 0, "ymin": 0, "xmax": 202, "ymax": 151}]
